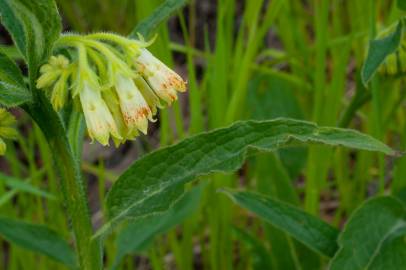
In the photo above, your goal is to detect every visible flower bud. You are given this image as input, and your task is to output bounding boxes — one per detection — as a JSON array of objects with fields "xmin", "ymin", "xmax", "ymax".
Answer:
[
  {"xmin": 36, "ymin": 55, "xmax": 71, "ymax": 90},
  {"xmin": 36, "ymin": 70, "xmax": 61, "ymax": 89},
  {"xmin": 50, "ymin": 72, "xmax": 69, "ymax": 111}
]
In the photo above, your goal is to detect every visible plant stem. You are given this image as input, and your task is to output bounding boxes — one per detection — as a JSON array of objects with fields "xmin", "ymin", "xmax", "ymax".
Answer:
[
  {"xmin": 53, "ymin": 137, "xmax": 101, "ymax": 269},
  {"xmin": 24, "ymin": 93, "xmax": 101, "ymax": 269}
]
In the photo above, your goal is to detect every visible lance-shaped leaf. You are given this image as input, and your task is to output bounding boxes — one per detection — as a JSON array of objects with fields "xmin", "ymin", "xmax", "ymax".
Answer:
[
  {"xmin": 361, "ymin": 20, "xmax": 403, "ymax": 85},
  {"xmin": 104, "ymin": 118, "xmax": 394, "ymax": 232},
  {"xmin": 0, "ymin": 49, "xmax": 31, "ymax": 106},
  {"xmin": 222, "ymin": 189, "xmax": 339, "ymax": 257},
  {"xmin": 0, "ymin": 216, "xmax": 77, "ymax": 268},
  {"xmin": 0, "ymin": 81, "xmax": 31, "ymax": 107},
  {"xmin": 330, "ymin": 196, "xmax": 406, "ymax": 270},
  {"xmin": 129, "ymin": 0, "xmax": 188, "ymax": 39}
]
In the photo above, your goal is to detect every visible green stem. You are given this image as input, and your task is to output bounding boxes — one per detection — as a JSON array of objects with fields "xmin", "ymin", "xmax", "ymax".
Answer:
[
  {"xmin": 369, "ymin": 0, "xmax": 386, "ymax": 194},
  {"xmin": 53, "ymin": 137, "xmax": 100, "ymax": 269},
  {"xmin": 338, "ymin": 81, "xmax": 372, "ymax": 128},
  {"xmin": 24, "ymin": 94, "xmax": 101, "ymax": 269}
]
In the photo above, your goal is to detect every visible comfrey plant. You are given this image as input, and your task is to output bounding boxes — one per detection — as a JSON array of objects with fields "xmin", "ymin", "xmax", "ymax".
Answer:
[
  {"xmin": 37, "ymin": 33, "xmax": 186, "ymax": 146},
  {"xmin": 0, "ymin": 1, "xmax": 402, "ymax": 270}
]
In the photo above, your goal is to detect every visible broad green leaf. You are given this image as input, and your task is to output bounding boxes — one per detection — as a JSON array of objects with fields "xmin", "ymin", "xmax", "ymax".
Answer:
[
  {"xmin": 0, "ymin": 216, "xmax": 77, "ymax": 268},
  {"xmin": 105, "ymin": 119, "xmax": 394, "ymax": 230},
  {"xmin": 361, "ymin": 20, "xmax": 403, "ymax": 85},
  {"xmin": 0, "ymin": 81, "xmax": 32, "ymax": 107},
  {"xmin": 129, "ymin": 0, "xmax": 188, "ymax": 39},
  {"xmin": 0, "ymin": 49, "xmax": 31, "ymax": 106},
  {"xmin": 0, "ymin": 0, "xmax": 61, "ymax": 75},
  {"xmin": 247, "ymin": 73, "xmax": 306, "ymax": 178},
  {"xmin": 253, "ymin": 153, "xmax": 321, "ymax": 270},
  {"xmin": 0, "ymin": 49, "xmax": 25, "ymax": 86},
  {"xmin": 0, "ymin": 171, "xmax": 56, "ymax": 200},
  {"xmin": 222, "ymin": 189, "xmax": 339, "ymax": 257},
  {"xmin": 111, "ymin": 184, "xmax": 203, "ymax": 269},
  {"xmin": 0, "ymin": 45, "xmax": 23, "ymax": 60},
  {"xmin": 248, "ymin": 75, "xmax": 317, "ymax": 269},
  {"xmin": 329, "ymin": 196, "xmax": 406, "ymax": 270},
  {"xmin": 247, "ymin": 74, "xmax": 303, "ymax": 120}
]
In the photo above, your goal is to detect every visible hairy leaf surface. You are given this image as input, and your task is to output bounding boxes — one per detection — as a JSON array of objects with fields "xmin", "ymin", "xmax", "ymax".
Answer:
[
  {"xmin": 330, "ymin": 196, "xmax": 406, "ymax": 270},
  {"xmin": 0, "ymin": 0, "xmax": 61, "ymax": 75},
  {"xmin": 0, "ymin": 49, "xmax": 31, "ymax": 106},
  {"xmin": 106, "ymin": 119, "xmax": 394, "ymax": 229}
]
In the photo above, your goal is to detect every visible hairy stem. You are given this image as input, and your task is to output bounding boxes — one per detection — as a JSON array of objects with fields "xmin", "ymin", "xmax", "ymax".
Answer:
[{"xmin": 24, "ymin": 93, "xmax": 101, "ymax": 269}]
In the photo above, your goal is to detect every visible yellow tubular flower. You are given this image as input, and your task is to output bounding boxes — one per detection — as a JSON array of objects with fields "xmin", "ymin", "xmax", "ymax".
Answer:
[
  {"xmin": 134, "ymin": 77, "xmax": 163, "ymax": 116},
  {"xmin": 79, "ymin": 82, "xmax": 122, "ymax": 146},
  {"xmin": 135, "ymin": 49, "xmax": 186, "ymax": 105},
  {"xmin": 114, "ymin": 74, "xmax": 152, "ymax": 134},
  {"xmin": 102, "ymin": 89, "xmax": 140, "ymax": 147}
]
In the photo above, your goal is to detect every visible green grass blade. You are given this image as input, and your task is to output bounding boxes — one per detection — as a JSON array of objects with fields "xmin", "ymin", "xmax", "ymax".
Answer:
[
  {"xmin": 129, "ymin": 0, "xmax": 188, "ymax": 39},
  {"xmin": 0, "ymin": 171, "xmax": 56, "ymax": 200}
]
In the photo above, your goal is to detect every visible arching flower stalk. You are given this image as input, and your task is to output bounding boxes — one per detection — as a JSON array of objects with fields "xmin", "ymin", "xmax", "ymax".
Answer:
[
  {"xmin": 0, "ymin": 109, "xmax": 18, "ymax": 155},
  {"xmin": 36, "ymin": 33, "xmax": 187, "ymax": 146}
]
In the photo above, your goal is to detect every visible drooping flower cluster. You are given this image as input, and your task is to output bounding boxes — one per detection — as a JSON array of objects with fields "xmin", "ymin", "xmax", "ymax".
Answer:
[
  {"xmin": 0, "ymin": 109, "xmax": 18, "ymax": 155},
  {"xmin": 36, "ymin": 33, "xmax": 186, "ymax": 146}
]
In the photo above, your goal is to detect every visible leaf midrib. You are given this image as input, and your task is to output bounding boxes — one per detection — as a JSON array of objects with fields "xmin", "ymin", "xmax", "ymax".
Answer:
[{"xmin": 364, "ymin": 220, "xmax": 406, "ymax": 269}]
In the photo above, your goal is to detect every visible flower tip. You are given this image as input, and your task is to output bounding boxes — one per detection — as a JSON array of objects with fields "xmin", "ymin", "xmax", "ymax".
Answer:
[{"xmin": 136, "ymin": 118, "xmax": 148, "ymax": 135}]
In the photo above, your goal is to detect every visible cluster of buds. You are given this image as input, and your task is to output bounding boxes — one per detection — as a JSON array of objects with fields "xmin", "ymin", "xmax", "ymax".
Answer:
[
  {"xmin": 36, "ymin": 33, "xmax": 186, "ymax": 146},
  {"xmin": 0, "ymin": 109, "xmax": 18, "ymax": 155}
]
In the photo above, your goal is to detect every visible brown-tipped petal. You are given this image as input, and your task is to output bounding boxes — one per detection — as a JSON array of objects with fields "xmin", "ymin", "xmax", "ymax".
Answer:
[
  {"xmin": 134, "ymin": 77, "xmax": 163, "ymax": 116},
  {"xmin": 114, "ymin": 74, "xmax": 152, "ymax": 133},
  {"xmin": 79, "ymin": 83, "xmax": 121, "ymax": 146},
  {"xmin": 135, "ymin": 49, "xmax": 187, "ymax": 105}
]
